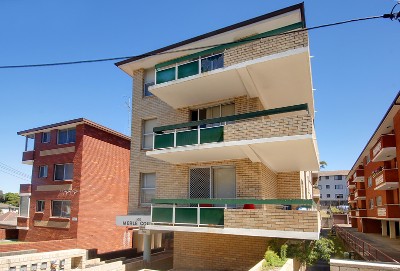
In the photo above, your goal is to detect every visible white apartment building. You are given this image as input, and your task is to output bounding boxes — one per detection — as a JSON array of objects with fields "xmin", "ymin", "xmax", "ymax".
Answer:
[{"xmin": 318, "ymin": 170, "xmax": 349, "ymax": 206}]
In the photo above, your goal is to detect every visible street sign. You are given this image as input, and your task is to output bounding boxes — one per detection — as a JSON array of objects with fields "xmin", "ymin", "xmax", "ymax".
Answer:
[{"xmin": 116, "ymin": 215, "xmax": 151, "ymax": 227}]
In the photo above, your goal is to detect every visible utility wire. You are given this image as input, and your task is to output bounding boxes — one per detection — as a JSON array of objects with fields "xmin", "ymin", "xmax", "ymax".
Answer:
[
  {"xmin": 0, "ymin": 11, "xmax": 397, "ymax": 70},
  {"xmin": 0, "ymin": 169, "xmax": 30, "ymax": 181},
  {"xmin": 0, "ymin": 162, "xmax": 31, "ymax": 179}
]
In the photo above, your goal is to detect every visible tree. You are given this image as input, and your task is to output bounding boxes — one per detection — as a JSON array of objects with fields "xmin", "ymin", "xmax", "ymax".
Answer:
[
  {"xmin": 320, "ymin": 161, "xmax": 328, "ymax": 169},
  {"xmin": 3, "ymin": 192, "xmax": 20, "ymax": 207}
]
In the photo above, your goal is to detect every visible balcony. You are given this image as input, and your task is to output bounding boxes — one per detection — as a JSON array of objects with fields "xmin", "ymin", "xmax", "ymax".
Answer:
[
  {"xmin": 376, "ymin": 205, "xmax": 400, "ymax": 218},
  {"xmin": 19, "ymin": 184, "xmax": 31, "ymax": 194},
  {"xmin": 353, "ymin": 169, "xmax": 365, "ymax": 182},
  {"xmin": 147, "ymin": 104, "xmax": 319, "ymax": 172},
  {"xmin": 347, "ymin": 181, "xmax": 356, "ymax": 189},
  {"xmin": 371, "ymin": 134, "xmax": 396, "ymax": 162},
  {"xmin": 348, "ymin": 194, "xmax": 356, "ymax": 203},
  {"xmin": 354, "ymin": 190, "xmax": 366, "ymax": 200},
  {"xmin": 374, "ymin": 168, "xmax": 399, "ymax": 190},
  {"xmin": 17, "ymin": 217, "xmax": 29, "ymax": 230},
  {"xmin": 147, "ymin": 198, "xmax": 319, "ymax": 240},
  {"xmin": 355, "ymin": 209, "xmax": 367, "ymax": 217},
  {"xmin": 150, "ymin": 47, "xmax": 314, "ymax": 112},
  {"xmin": 350, "ymin": 210, "xmax": 356, "ymax": 217},
  {"xmin": 22, "ymin": 150, "xmax": 35, "ymax": 165}
]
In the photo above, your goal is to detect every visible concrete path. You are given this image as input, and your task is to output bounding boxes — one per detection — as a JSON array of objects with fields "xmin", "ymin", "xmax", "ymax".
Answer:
[{"xmin": 338, "ymin": 225, "xmax": 400, "ymax": 263}]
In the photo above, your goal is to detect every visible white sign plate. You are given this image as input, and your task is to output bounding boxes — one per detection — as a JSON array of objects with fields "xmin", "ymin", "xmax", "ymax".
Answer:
[
  {"xmin": 116, "ymin": 215, "xmax": 151, "ymax": 227},
  {"xmin": 138, "ymin": 229, "xmax": 151, "ymax": 235}
]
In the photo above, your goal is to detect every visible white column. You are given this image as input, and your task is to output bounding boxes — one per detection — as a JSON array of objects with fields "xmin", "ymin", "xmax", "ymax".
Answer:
[
  {"xmin": 156, "ymin": 233, "xmax": 162, "ymax": 248},
  {"xmin": 143, "ymin": 234, "xmax": 151, "ymax": 262},
  {"xmin": 382, "ymin": 220, "xmax": 388, "ymax": 236},
  {"xmin": 389, "ymin": 221, "xmax": 396, "ymax": 239}
]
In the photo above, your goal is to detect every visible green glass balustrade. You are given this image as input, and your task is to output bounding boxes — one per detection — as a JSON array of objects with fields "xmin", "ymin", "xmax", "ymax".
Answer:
[
  {"xmin": 156, "ymin": 67, "xmax": 176, "ymax": 84},
  {"xmin": 177, "ymin": 61, "xmax": 199, "ymax": 79},
  {"xmin": 200, "ymin": 126, "xmax": 223, "ymax": 144},
  {"xmin": 176, "ymin": 130, "xmax": 198, "ymax": 146},
  {"xmin": 154, "ymin": 133, "xmax": 174, "ymax": 149}
]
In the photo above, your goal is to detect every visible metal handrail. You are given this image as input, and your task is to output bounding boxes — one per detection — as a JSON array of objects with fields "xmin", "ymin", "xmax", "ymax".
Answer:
[{"xmin": 334, "ymin": 225, "xmax": 400, "ymax": 264}]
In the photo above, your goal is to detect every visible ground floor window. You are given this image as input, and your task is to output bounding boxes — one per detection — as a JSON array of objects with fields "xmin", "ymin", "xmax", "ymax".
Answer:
[{"xmin": 51, "ymin": 200, "xmax": 71, "ymax": 217}]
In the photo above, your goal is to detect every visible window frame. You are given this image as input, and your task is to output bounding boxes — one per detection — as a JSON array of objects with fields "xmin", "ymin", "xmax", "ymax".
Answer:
[
  {"xmin": 36, "ymin": 200, "xmax": 45, "ymax": 212},
  {"xmin": 326, "ymin": 185, "xmax": 330, "ymax": 189},
  {"xmin": 368, "ymin": 176, "xmax": 373, "ymax": 187},
  {"xmin": 140, "ymin": 173, "xmax": 156, "ymax": 205},
  {"xmin": 334, "ymin": 184, "xmax": 343, "ymax": 189},
  {"xmin": 369, "ymin": 198, "xmax": 374, "ymax": 210},
  {"xmin": 334, "ymin": 175, "xmax": 343, "ymax": 180},
  {"xmin": 57, "ymin": 128, "xmax": 76, "ymax": 145},
  {"xmin": 51, "ymin": 200, "xmax": 71, "ymax": 218},
  {"xmin": 376, "ymin": 196, "xmax": 383, "ymax": 206},
  {"xmin": 54, "ymin": 163, "xmax": 73, "ymax": 181},
  {"xmin": 326, "ymin": 194, "xmax": 331, "ymax": 198},
  {"xmin": 38, "ymin": 165, "xmax": 48, "ymax": 178},
  {"xmin": 335, "ymin": 194, "xmax": 344, "ymax": 199},
  {"xmin": 142, "ymin": 119, "xmax": 157, "ymax": 150},
  {"xmin": 41, "ymin": 132, "xmax": 51, "ymax": 143}
]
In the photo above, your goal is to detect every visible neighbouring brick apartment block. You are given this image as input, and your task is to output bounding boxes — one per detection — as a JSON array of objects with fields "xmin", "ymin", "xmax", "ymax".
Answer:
[
  {"xmin": 348, "ymin": 91, "xmax": 400, "ymax": 239},
  {"xmin": 116, "ymin": 3, "xmax": 320, "ymax": 270},
  {"xmin": 15, "ymin": 118, "xmax": 130, "ymax": 253}
]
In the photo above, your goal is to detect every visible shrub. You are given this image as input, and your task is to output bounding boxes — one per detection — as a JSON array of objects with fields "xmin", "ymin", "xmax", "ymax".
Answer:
[{"xmin": 262, "ymin": 249, "xmax": 286, "ymax": 270}]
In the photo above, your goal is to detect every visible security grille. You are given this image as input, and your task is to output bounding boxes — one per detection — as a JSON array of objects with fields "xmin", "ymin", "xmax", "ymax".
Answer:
[{"xmin": 189, "ymin": 168, "xmax": 211, "ymax": 199}]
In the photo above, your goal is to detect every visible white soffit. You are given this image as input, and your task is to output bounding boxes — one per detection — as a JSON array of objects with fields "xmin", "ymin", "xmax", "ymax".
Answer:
[{"xmin": 147, "ymin": 135, "xmax": 320, "ymax": 171}]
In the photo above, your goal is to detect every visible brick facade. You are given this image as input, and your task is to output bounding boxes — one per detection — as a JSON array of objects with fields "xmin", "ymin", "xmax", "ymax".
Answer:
[
  {"xmin": 16, "ymin": 120, "xmax": 130, "ymax": 253},
  {"xmin": 173, "ymin": 232, "xmax": 269, "ymax": 271}
]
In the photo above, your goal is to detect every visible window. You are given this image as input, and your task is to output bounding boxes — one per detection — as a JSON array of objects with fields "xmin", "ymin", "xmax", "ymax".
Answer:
[
  {"xmin": 141, "ymin": 173, "xmax": 156, "ymax": 205},
  {"xmin": 326, "ymin": 185, "xmax": 330, "ymax": 189},
  {"xmin": 334, "ymin": 175, "xmax": 343, "ymax": 180},
  {"xmin": 51, "ymin": 200, "xmax": 71, "ymax": 218},
  {"xmin": 326, "ymin": 194, "xmax": 331, "ymax": 198},
  {"xmin": 318, "ymin": 185, "xmax": 322, "ymax": 190},
  {"xmin": 143, "ymin": 68, "xmax": 155, "ymax": 97},
  {"xmin": 366, "ymin": 154, "xmax": 370, "ymax": 165},
  {"xmin": 54, "ymin": 164, "xmax": 73, "ymax": 181},
  {"xmin": 335, "ymin": 194, "xmax": 344, "ymax": 199},
  {"xmin": 36, "ymin": 200, "xmax": 45, "ymax": 212},
  {"xmin": 42, "ymin": 132, "xmax": 50, "ymax": 143},
  {"xmin": 200, "ymin": 53, "xmax": 224, "ymax": 73},
  {"xmin": 376, "ymin": 196, "xmax": 382, "ymax": 206},
  {"xmin": 369, "ymin": 198, "xmax": 374, "ymax": 210},
  {"xmin": 19, "ymin": 196, "xmax": 30, "ymax": 217},
  {"xmin": 324, "ymin": 176, "xmax": 329, "ymax": 180},
  {"xmin": 39, "ymin": 165, "xmax": 48, "ymax": 178},
  {"xmin": 191, "ymin": 103, "xmax": 235, "ymax": 127},
  {"xmin": 57, "ymin": 128, "xmax": 76, "ymax": 144},
  {"xmin": 142, "ymin": 119, "xmax": 157, "ymax": 149},
  {"xmin": 320, "ymin": 194, "xmax": 322, "ymax": 199},
  {"xmin": 368, "ymin": 176, "xmax": 372, "ymax": 187},
  {"xmin": 335, "ymin": 185, "xmax": 343, "ymax": 189}
]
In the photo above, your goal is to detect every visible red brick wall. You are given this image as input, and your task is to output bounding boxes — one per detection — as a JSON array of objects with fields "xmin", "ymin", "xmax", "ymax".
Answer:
[
  {"xmin": 76, "ymin": 125, "xmax": 130, "ymax": 253},
  {"xmin": 19, "ymin": 123, "xmax": 130, "ymax": 253},
  {"xmin": 0, "ymin": 229, "xmax": 18, "ymax": 240},
  {"xmin": 0, "ymin": 238, "xmax": 77, "ymax": 252}
]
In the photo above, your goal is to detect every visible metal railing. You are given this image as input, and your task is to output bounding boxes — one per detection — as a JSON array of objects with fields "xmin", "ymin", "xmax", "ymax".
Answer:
[
  {"xmin": 334, "ymin": 225, "xmax": 400, "ymax": 263},
  {"xmin": 152, "ymin": 103, "xmax": 309, "ymax": 150}
]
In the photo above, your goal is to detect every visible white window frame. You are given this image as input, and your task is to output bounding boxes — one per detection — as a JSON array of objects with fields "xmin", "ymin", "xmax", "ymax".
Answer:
[
  {"xmin": 41, "ymin": 132, "xmax": 51, "ymax": 143},
  {"xmin": 54, "ymin": 163, "xmax": 73, "ymax": 181},
  {"xmin": 57, "ymin": 128, "xmax": 76, "ymax": 145},
  {"xmin": 142, "ymin": 119, "xmax": 157, "ymax": 150},
  {"xmin": 36, "ymin": 200, "xmax": 45, "ymax": 212},
  {"xmin": 368, "ymin": 176, "xmax": 373, "ymax": 187},
  {"xmin": 369, "ymin": 198, "xmax": 374, "ymax": 210},
  {"xmin": 376, "ymin": 196, "xmax": 383, "ymax": 206},
  {"xmin": 51, "ymin": 200, "xmax": 71, "ymax": 218},
  {"xmin": 334, "ymin": 185, "xmax": 343, "ymax": 189},
  {"xmin": 140, "ymin": 173, "xmax": 156, "ymax": 205},
  {"xmin": 38, "ymin": 165, "xmax": 48, "ymax": 178}
]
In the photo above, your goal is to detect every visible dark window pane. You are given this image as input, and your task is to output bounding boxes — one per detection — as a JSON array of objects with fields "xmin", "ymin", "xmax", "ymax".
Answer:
[
  {"xmin": 65, "ymin": 164, "xmax": 73, "ymax": 180},
  {"xmin": 58, "ymin": 130, "xmax": 67, "ymax": 144},
  {"xmin": 52, "ymin": 201, "xmax": 62, "ymax": 216},
  {"xmin": 55, "ymin": 165, "xmax": 64, "ymax": 180},
  {"xmin": 68, "ymin": 129, "xmax": 76, "ymax": 143},
  {"xmin": 201, "ymin": 54, "xmax": 224, "ymax": 73},
  {"xmin": 144, "ymin": 82, "xmax": 154, "ymax": 96}
]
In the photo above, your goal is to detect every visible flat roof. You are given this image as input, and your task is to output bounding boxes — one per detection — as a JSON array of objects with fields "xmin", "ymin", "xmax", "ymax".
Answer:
[
  {"xmin": 17, "ymin": 118, "xmax": 131, "ymax": 141},
  {"xmin": 319, "ymin": 170, "xmax": 349, "ymax": 177},
  {"xmin": 115, "ymin": 2, "xmax": 305, "ymax": 67}
]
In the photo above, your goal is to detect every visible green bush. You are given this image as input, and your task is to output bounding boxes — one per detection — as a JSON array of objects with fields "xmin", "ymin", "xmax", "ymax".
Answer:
[{"xmin": 262, "ymin": 249, "xmax": 286, "ymax": 270}]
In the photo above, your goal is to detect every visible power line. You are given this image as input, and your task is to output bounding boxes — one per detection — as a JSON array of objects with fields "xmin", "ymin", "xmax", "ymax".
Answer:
[
  {"xmin": 0, "ymin": 169, "xmax": 30, "ymax": 182},
  {"xmin": 0, "ymin": 11, "xmax": 397, "ymax": 70},
  {"xmin": 0, "ymin": 162, "xmax": 31, "ymax": 179}
]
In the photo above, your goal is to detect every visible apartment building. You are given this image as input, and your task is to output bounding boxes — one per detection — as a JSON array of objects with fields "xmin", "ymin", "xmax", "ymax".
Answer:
[
  {"xmin": 347, "ymin": 91, "xmax": 400, "ymax": 239},
  {"xmin": 16, "ymin": 118, "xmax": 130, "ymax": 253},
  {"xmin": 116, "ymin": 3, "xmax": 320, "ymax": 270},
  {"xmin": 318, "ymin": 170, "xmax": 349, "ymax": 207}
]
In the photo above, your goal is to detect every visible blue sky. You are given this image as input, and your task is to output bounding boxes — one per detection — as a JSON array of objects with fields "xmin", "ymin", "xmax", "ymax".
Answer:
[{"xmin": 0, "ymin": 0, "xmax": 399, "ymax": 193}]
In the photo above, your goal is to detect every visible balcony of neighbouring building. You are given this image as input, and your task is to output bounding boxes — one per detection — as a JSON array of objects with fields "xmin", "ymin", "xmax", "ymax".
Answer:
[
  {"xmin": 22, "ymin": 150, "xmax": 35, "ymax": 165},
  {"xmin": 371, "ymin": 134, "xmax": 396, "ymax": 162},
  {"xmin": 150, "ymin": 47, "xmax": 314, "ymax": 112},
  {"xmin": 147, "ymin": 198, "xmax": 319, "ymax": 240},
  {"xmin": 350, "ymin": 210, "xmax": 356, "ymax": 217},
  {"xmin": 355, "ymin": 209, "xmax": 367, "ymax": 217},
  {"xmin": 353, "ymin": 169, "xmax": 364, "ymax": 182},
  {"xmin": 354, "ymin": 190, "xmax": 366, "ymax": 200},
  {"xmin": 19, "ymin": 184, "xmax": 31, "ymax": 194},
  {"xmin": 374, "ymin": 168, "xmax": 399, "ymax": 190},
  {"xmin": 376, "ymin": 205, "xmax": 400, "ymax": 219},
  {"xmin": 147, "ymin": 104, "xmax": 319, "ymax": 172},
  {"xmin": 347, "ymin": 178, "xmax": 356, "ymax": 189},
  {"xmin": 348, "ymin": 193, "xmax": 356, "ymax": 203}
]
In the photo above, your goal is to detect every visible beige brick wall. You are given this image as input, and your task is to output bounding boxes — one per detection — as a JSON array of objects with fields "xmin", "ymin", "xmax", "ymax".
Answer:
[
  {"xmin": 224, "ymin": 114, "xmax": 312, "ymax": 142},
  {"xmin": 261, "ymin": 164, "xmax": 278, "ymax": 198},
  {"xmin": 174, "ymin": 232, "xmax": 269, "ymax": 271},
  {"xmin": 277, "ymin": 172, "xmax": 302, "ymax": 199},
  {"xmin": 224, "ymin": 209, "xmax": 319, "ymax": 232},
  {"xmin": 224, "ymin": 31, "xmax": 309, "ymax": 67}
]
